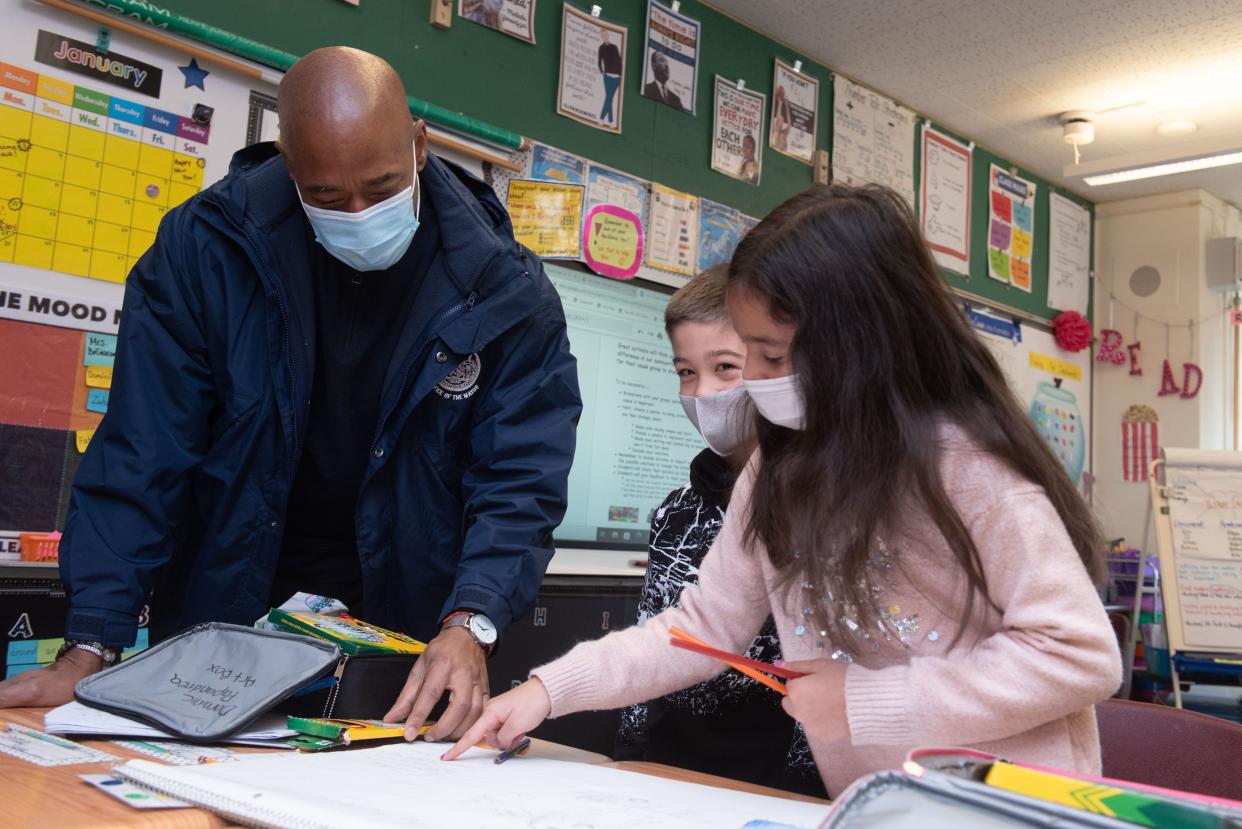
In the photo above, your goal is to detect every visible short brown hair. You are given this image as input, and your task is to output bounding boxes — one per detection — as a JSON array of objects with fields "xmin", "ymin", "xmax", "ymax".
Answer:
[{"xmin": 664, "ymin": 265, "xmax": 729, "ymax": 334}]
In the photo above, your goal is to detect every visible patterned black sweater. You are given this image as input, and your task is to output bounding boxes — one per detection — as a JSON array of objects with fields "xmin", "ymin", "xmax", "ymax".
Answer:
[{"xmin": 614, "ymin": 449, "xmax": 824, "ymax": 797}]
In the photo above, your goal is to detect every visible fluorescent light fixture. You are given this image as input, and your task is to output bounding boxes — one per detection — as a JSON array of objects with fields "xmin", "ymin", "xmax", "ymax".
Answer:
[
  {"xmin": 1065, "ymin": 132, "xmax": 1242, "ymax": 187},
  {"xmin": 1083, "ymin": 151, "xmax": 1242, "ymax": 186}
]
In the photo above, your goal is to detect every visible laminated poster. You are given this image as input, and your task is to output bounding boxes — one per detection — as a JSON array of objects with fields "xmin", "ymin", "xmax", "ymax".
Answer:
[
  {"xmin": 557, "ymin": 3, "xmax": 627, "ymax": 134},
  {"xmin": 769, "ymin": 59, "xmax": 818, "ymax": 164},
  {"xmin": 640, "ymin": 0, "xmax": 699, "ymax": 115},
  {"xmin": 920, "ymin": 128, "xmax": 971, "ymax": 275},
  {"xmin": 458, "ymin": 0, "xmax": 537, "ymax": 44},
  {"xmin": 505, "ymin": 179, "xmax": 584, "ymax": 259},
  {"xmin": 711, "ymin": 75, "xmax": 765, "ymax": 186},
  {"xmin": 988, "ymin": 163, "xmax": 1036, "ymax": 293},
  {"xmin": 646, "ymin": 183, "xmax": 698, "ymax": 276}
]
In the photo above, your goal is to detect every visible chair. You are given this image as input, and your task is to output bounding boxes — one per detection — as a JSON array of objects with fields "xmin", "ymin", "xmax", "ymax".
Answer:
[{"xmin": 1096, "ymin": 698, "xmax": 1242, "ymax": 802}]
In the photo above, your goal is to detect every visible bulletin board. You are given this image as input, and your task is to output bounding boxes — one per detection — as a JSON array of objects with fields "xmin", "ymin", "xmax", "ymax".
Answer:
[{"xmin": 0, "ymin": 0, "xmax": 274, "ymax": 537}]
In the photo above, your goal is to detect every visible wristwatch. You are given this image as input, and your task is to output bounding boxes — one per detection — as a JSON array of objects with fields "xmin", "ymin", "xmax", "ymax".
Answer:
[
  {"xmin": 57, "ymin": 640, "xmax": 120, "ymax": 667},
  {"xmin": 442, "ymin": 611, "xmax": 498, "ymax": 652}
]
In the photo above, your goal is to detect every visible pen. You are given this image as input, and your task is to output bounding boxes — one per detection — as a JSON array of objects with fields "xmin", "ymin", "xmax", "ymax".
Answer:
[{"xmin": 494, "ymin": 736, "xmax": 532, "ymax": 765}]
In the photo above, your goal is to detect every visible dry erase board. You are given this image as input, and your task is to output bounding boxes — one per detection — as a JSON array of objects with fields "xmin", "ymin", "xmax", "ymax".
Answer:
[{"xmin": 1156, "ymin": 448, "xmax": 1242, "ymax": 653}]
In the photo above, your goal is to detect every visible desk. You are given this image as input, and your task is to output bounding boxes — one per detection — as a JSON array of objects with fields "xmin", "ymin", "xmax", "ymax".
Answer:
[{"xmin": 0, "ymin": 708, "xmax": 827, "ymax": 828}]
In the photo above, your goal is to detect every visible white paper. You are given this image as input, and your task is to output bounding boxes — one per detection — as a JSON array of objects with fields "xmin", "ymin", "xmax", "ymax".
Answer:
[
  {"xmin": 770, "ymin": 59, "xmax": 818, "ymax": 164},
  {"xmin": 641, "ymin": 0, "xmax": 699, "ymax": 115},
  {"xmin": 647, "ymin": 183, "xmax": 699, "ymax": 276},
  {"xmin": 45, "ymin": 701, "xmax": 295, "ymax": 742},
  {"xmin": 458, "ymin": 0, "xmax": 537, "ymax": 44},
  {"xmin": 557, "ymin": 3, "xmax": 626, "ymax": 134},
  {"xmin": 116, "ymin": 741, "xmax": 830, "ymax": 829},
  {"xmin": 586, "ymin": 164, "xmax": 649, "ymax": 225},
  {"xmin": 1047, "ymin": 193, "xmax": 1091, "ymax": 313},
  {"xmin": 711, "ymin": 75, "xmax": 766, "ymax": 185},
  {"xmin": 831, "ymin": 76, "xmax": 916, "ymax": 206},
  {"xmin": 0, "ymin": 724, "xmax": 117, "ymax": 766},
  {"xmin": 920, "ymin": 128, "xmax": 971, "ymax": 274}
]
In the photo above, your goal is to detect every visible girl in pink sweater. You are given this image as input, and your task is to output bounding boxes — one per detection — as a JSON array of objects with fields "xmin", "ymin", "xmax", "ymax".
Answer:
[{"xmin": 445, "ymin": 184, "xmax": 1122, "ymax": 796}]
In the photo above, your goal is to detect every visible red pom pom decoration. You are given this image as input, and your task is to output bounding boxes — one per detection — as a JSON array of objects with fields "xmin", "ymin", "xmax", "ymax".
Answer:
[{"xmin": 1054, "ymin": 310, "xmax": 1092, "ymax": 353}]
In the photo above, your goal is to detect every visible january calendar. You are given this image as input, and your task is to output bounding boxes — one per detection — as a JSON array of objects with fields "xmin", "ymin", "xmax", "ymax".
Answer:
[{"xmin": 0, "ymin": 59, "xmax": 208, "ymax": 283}]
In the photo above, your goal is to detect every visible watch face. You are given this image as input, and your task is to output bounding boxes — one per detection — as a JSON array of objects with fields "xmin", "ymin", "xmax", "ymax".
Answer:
[{"xmin": 468, "ymin": 614, "xmax": 497, "ymax": 645}]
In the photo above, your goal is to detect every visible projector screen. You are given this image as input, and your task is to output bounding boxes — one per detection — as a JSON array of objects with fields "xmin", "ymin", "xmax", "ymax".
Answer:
[{"xmin": 545, "ymin": 264, "xmax": 704, "ymax": 550}]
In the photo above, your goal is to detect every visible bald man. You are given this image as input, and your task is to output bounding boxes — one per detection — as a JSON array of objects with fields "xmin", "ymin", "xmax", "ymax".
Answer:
[{"xmin": 0, "ymin": 48, "xmax": 581, "ymax": 741}]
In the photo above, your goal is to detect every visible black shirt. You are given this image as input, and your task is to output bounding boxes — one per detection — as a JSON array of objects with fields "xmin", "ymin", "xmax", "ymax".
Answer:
[
  {"xmin": 270, "ymin": 194, "xmax": 440, "ymax": 614},
  {"xmin": 615, "ymin": 449, "xmax": 826, "ymax": 798},
  {"xmin": 598, "ymin": 43, "xmax": 622, "ymax": 75}
]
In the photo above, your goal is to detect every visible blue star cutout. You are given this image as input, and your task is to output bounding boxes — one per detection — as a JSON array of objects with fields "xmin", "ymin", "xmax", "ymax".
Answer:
[{"xmin": 178, "ymin": 58, "xmax": 209, "ymax": 90}]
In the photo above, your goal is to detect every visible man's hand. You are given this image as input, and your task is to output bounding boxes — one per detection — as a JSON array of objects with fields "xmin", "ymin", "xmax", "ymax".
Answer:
[
  {"xmin": 781, "ymin": 658, "xmax": 851, "ymax": 745},
  {"xmin": 442, "ymin": 677, "xmax": 551, "ymax": 761},
  {"xmin": 383, "ymin": 626, "xmax": 488, "ymax": 742},
  {"xmin": 0, "ymin": 648, "xmax": 103, "ymax": 709}
]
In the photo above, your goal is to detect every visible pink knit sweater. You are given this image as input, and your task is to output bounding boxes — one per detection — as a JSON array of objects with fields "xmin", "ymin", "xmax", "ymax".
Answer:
[{"xmin": 534, "ymin": 426, "xmax": 1123, "ymax": 796}]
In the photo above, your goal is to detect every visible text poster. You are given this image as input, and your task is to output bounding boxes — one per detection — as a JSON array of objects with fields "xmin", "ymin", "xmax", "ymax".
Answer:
[
  {"xmin": 583, "ymin": 205, "xmax": 643, "ymax": 280},
  {"xmin": 1047, "ymin": 193, "xmax": 1091, "ymax": 314},
  {"xmin": 920, "ymin": 128, "xmax": 971, "ymax": 274},
  {"xmin": 988, "ymin": 164, "xmax": 1036, "ymax": 293},
  {"xmin": 699, "ymin": 198, "xmax": 757, "ymax": 271},
  {"xmin": 458, "ymin": 0, "xmax": 537, "ymax": 44},
  {"xmin": 1165, "ymin": 465, "xmax": 1242, "ymax": 648},
  {"xmin": 527, "ymin": 143, "xmax": 586, "ymax": 184},
  {"xmin": 557, "ymin": 3, "xmax": 626, "ymax": 134},
  {"xmin": 711, "ymin": 76, "xmax": 766, "ymax": 186},
  {"xmin": 646, "ymin": 183, "xmax": 698, "ymax": 276},
  {"xmin": 832, "ymin": 76, "xmax": 916, "ymax": 206},
  {"xmin": 505, "ymin": 179, "xmax": 584, "ymax": 259},
  {"xmin": 586, "ymin": 164, "xmax": 649, "ymax": 229},
  {"xmin": 769, "ymin": 59, "xmax": 817, "ymax": 164},
  {"xmin": 641, "ymin": 0, "xmax": 699, "ymax": 115}
]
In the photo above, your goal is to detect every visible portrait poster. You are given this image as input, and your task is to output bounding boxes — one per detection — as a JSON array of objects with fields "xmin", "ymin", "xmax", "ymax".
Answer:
[
  {"xmin": 711, "ymin": 75, "xmax": 765, "ymax": 186},
  {"xmin": 641, "ymin": 0, "xmax": 699, "ymax": 115},
  {"xmin": 557, "ymin": 3, "xmax": 626, "ymax": 134},
  {"xmin": 458, "ymin": 0, "xmax": 537, "ymax": 44},
  {"xmin": 769, "ymin": 59, "xmax": 817, "ymax": 164}
]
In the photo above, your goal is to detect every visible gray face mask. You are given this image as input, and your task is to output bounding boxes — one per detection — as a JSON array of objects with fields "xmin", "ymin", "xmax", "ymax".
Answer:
[{"xmin": 680, "ymin": 385, "xmax": 752, "ymax": 456}]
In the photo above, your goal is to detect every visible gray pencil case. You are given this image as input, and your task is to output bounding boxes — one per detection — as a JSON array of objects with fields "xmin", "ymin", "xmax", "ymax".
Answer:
[{"xmin": 74, "ymin": 622, "xmax": 341, "ymax": 743}]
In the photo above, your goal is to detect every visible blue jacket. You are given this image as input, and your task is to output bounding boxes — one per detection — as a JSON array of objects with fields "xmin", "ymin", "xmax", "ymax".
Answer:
[{"xmin": 61, "ymin": 144, "xmax": 581, "ymax": 647}]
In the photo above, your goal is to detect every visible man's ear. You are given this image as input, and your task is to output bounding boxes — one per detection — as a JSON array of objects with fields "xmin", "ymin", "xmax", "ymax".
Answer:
[{"xmin": 414, "ymin": 119, "xmax": 429, "ymax": 172}]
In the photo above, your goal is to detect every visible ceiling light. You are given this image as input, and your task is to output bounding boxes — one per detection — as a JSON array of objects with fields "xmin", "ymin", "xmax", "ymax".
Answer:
[
  {"xmin": 1066, "ymin": 132, "xmax": 1242, "ymax": 187},
  {"xmin": 1083, "ymin": 151, "xmax": 1242, "ymax": 186},
  {"xmin": 1156, "ymin": 120, "xmax": 1198, "ymax": 137}
]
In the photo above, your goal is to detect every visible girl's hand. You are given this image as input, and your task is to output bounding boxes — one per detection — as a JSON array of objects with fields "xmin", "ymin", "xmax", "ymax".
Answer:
[
  {"xmin": 441, "ymin": 677, "xmax": 552, "ymax": 760},
  {"xmin": 781, "ymin": 658, "xmax": 850, "ymax": 744}
]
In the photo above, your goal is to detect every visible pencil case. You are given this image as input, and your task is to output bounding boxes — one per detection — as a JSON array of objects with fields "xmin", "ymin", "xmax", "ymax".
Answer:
[
  {"xmin": 280, "ymin": 652, "xmax": 447, "ymax": 721},
  {"xmin": 73, "ymin": 622, "xmax": 341, "ymax": 743}
]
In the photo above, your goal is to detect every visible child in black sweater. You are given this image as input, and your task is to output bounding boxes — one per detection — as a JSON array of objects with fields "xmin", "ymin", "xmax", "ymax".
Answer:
[{"xmin": 614, "ymin": 266, "xmax": 823, "ymax": 797}]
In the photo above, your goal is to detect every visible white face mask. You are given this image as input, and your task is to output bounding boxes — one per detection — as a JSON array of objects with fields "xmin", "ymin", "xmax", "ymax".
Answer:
[
  {"xmin": 300, "ymin": 176, "xmax": 420, "ymax": 272},
  {"xmin": 680, "ymin": 385, "xmax": 752, "ymax": 456},
  {"xmin": 743, "ymin": 373, "xmax": 806, "ymax": 430}
]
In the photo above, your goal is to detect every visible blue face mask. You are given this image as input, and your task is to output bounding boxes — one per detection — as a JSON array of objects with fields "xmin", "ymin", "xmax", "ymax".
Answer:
[{"xmin": 300, "ymin": 179, "xmax": 420, "ymax": 271}]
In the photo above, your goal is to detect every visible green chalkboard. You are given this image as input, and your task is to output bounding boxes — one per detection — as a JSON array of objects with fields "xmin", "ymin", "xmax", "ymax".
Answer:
[
  {"xmin": 150, "ymin": 0, "xmax": 1090, "ymax": 321},
  {"xmin": 150, "ymin": 0, "xmax": 831, "ymax": 218}
]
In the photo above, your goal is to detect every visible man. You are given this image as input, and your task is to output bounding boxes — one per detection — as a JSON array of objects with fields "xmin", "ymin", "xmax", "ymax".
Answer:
[
  {"xmin": 597, "ymin": 28, "xmax": 622, "ymax": 126},
  {"xmin": 643, "ymin": 51, "xmax": 684, "ymax": 111},
  {"xmin": 0, "ymin": 48, "xmax": 582, "ymax": 743}
]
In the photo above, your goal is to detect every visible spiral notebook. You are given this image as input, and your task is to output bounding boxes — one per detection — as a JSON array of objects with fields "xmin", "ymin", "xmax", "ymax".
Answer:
[{"xmin": 113, "ymin": 741, "xmax": 830, "ymax": 829}]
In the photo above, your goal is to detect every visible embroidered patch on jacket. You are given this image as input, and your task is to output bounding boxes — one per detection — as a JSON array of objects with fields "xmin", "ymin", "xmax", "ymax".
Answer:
[{"xmin": 435, "ymin": 353, "xmax": 482, "ymax": 401}]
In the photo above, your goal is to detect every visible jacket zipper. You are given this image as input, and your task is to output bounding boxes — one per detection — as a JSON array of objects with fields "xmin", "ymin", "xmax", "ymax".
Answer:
[
  {"xmin": 239, "ymin": 224, "xmax": 299, "ymax": 459},
  {"xmin": 370, "ymin": 289, "xmax": 477, "ymax": 453}
]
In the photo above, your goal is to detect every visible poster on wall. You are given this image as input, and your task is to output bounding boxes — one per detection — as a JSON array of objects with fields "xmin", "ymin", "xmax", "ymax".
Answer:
[
  {"xmin": 557, "ymin": 3, "xmax": 626, "ymax": 134},
  {"xmin": 583, "ymin": 204, "xmax": 643, "ymax": 280},
  {"xmin": 769, "ymin": 59, "xmax": 817, "ymax": 164},
  {"xmin": 458, "ymin": 0, "xmax": 537, "ymax": 44},
  {"xmin": 585, "ymin": 164, "xmax": 649, "ymax": 228},
  {"xmin": 527, "ymin": 143, "xmax": 586, "ymax": 184},
  {"xmin": 711, "ymin": 75, "xmax": 765, "ymax": 185},
  {"xmin": 968, "ymin": 308, "xmax": 1091, "ymax": 492},
  {"xmin": 988, "ymin": 164, "xmax": 1036, "ymax": 293},
  {"xmin": 699, "ymin": 198, "xmax": 758, "ymax": 271},
  {"xmin": 505, "ymin": 179, "xmax": 584, "ymax": 259},
  {"xmin": 832, "ymin": 75, "xmax": 916, "ymax": 206},
  {"xmin": 1047, "ymin": 192, "xmax": 1091, "ymax": 314},
  {"xmin": 647, "ymin": 183, "xmax": 698, "ymax": 276},
  {"xmin": 920, "ymin": 127, "xmax": 971, "ymax": 274},
  {"xmin": 641, "ymin": 0, "xmax": 699, "ymax": 115}
]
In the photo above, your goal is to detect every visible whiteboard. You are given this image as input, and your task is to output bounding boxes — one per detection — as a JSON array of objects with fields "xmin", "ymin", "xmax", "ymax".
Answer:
[
  {"xmin": 0, "ymin": 0, "xmax": 273, "ymax": 328},
  {"xmin": 967, "ymin": 305, "xmax": 1093, "ymax": 494},
  {"xmin": 831, "ymin": 75, "xmax": 916, "ymax": 206},
  {"xmin": 1157, "ymin": 448, "xmax": 1242, "ymax": 652}
]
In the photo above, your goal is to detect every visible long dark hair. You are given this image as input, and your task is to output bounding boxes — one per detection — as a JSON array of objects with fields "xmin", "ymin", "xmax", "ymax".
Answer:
[{"xmin": 729, "ymin": 184, "xmax": 1102, "ymax": 649}]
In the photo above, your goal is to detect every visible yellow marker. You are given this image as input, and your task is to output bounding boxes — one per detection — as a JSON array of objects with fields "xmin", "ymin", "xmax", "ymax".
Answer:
[
  {"xmin": 75, "ymin": 429, "xmax": 94, "ymax": 453},
  {"xmin": 85, "ymin": 366, "xmax": 112, "ymax": 389}
]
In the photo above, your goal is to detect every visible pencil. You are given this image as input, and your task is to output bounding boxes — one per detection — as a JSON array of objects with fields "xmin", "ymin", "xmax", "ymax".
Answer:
[
  {"xmin": 668, "ymin": 628, "xmax": 797, "ymax": 695},
  {"xmin": 494, "ymin": 736, "xmax": 532, "ymax": 764}
]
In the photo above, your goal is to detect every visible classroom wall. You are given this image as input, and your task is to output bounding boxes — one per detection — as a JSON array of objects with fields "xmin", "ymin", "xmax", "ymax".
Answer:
[{"xmin": 1092, "ymin": 190, "xmax": 1240, "ymax": 547}]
